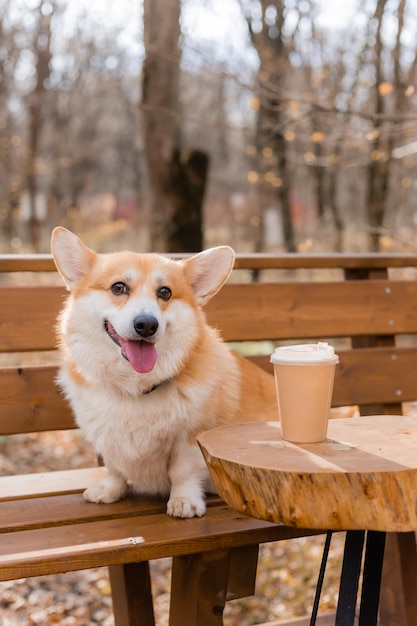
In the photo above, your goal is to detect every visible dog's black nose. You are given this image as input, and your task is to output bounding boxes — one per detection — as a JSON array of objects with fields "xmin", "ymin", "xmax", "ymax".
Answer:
[{"xmin": 133, "ymin": 314, "xmax": 159, "ymax": 338}]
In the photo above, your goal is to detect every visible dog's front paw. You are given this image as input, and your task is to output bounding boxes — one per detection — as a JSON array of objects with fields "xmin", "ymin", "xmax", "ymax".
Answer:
[
  {"xmin": 83, "ymin": 476, "xmax": 128, "ymax": 504},
  {"xmin": 167, "ymin": 496, "xmax": 206, "ymax": 518}
]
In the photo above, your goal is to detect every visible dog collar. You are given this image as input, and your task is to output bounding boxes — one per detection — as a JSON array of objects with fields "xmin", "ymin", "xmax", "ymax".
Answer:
[{"xmin": 141, "ymin": 382, "xmax": 162, "ymax": 395}]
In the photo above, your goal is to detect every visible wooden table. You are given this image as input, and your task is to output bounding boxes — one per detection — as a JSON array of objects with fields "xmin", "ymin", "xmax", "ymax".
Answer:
[{"xmin": 197, "ymin": 416, "xmax": 417, "ymax": 625}]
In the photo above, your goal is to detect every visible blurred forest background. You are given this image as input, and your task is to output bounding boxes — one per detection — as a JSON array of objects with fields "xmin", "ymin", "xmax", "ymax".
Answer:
[{"xmin": 1, "ymin": 0, "xmax": 417, "ymax": 254}]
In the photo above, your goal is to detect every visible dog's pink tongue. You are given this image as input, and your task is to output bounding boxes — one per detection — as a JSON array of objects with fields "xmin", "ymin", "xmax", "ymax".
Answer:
[{"xmin": 124, "ymin": 341, "xmax": 158, "ymax": 373}]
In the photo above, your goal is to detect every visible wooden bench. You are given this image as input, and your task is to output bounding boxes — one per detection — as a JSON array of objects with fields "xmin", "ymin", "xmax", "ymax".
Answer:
[{"xmin": 1, "ymin": 251, "xmax": 417, "ymax": 625}]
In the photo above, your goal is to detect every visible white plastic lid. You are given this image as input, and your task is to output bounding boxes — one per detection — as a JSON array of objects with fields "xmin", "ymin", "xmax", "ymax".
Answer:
[{"xmin": 270, "ymin": 342, "xmax": 339, "ymax": 364}]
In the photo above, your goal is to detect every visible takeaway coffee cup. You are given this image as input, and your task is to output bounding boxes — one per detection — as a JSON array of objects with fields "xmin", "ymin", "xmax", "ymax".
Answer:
[{"xmin": 270, "ymin": 342, "xmax": 339, "ymax": 443}]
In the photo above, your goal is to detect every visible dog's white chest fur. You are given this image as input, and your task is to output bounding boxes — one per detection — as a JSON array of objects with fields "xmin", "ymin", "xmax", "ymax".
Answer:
[{"xmin": 59, "ymin": 370, "xmax": 209, "ymax": 497}]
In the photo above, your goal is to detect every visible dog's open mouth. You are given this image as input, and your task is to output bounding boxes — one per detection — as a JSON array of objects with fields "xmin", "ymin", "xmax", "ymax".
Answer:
[{"xmin": 104, "ymin": 321, "xmax": 158, "ymax": 373}]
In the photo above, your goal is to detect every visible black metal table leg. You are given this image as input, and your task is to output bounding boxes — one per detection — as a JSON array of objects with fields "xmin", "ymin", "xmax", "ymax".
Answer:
[
  {"xmin": 310, "ymin": 531, "xmax": 334, "ymax": 626},
  {"xmin": 358, "ymin": 531, "xmax": 386, "ymax": 626},
  {"xmin": 309, "ymin": 529, "xmax": 386, "ymax": 626},
  {"xmin": 335, "ymin": 531, "xmax": 365, "ymax": 626}
]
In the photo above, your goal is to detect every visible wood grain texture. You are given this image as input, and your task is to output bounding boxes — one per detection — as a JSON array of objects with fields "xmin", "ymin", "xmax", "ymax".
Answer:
[
  {"xmin": 0, "ymin": 286, "xmax": 65, "ymax": 352},
  {"xmin": 3, "ymin": 277, "xmax": 417, "ymax": 351},
  {"xmin": 198, "ymin": 416, "xmax": 417, "ymax": 532},
  {"xmin": 3, "ymin": 253, "xmax": 417, "ymax": 272},
  {"xmin": 109, "ymin": 562, "xmax": 156, "ymax": 626},
  {"xmin": 0, "ymin": 492, "xmax": 167, "ymax": 533},
  {"xmin": 205, "ymin": 280, "xmax": 417, "ymax": 341},
  {"xmin": 0, "ymin": 501, "xmax": 320, "ymax": 581},
  {"xmin": 0, "ymin": 467, "xmax": 107, "ymax": 502},
  {"xmin": 169, "ymin": 549, "xmax": 232, "ymax": 625},
  {"xmin": 3, "ymin": 345, "xmax": 417, "ymax": 435},
  {"xmin": 2, "ymin": 251, "xmax": 417, "ymax": 619},
  {"xmin": 0, "ymin": 365, "xmax": 74, "ymax": 433},
  {"xmin": 250, "ymin": 346, "xmax": 417, "ymax": 406},
  {"xmin": 0, "ymin": 255, "xmax": 57, "ymax": 272}
]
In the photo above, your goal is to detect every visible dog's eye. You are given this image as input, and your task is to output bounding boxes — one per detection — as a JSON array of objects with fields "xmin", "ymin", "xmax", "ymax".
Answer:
[
  {"xmin": 111, "ymin": 282, "xmax": 129, "ymax": 296},
  {"xmin": 157, "ymin": 286, "xmax": 172, "ymax": 301}
]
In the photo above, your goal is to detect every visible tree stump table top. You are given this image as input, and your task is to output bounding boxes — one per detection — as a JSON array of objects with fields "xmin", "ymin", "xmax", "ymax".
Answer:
[{"xmin": 197, "ymin": 416, "xmax": 417, "ymax": 532}]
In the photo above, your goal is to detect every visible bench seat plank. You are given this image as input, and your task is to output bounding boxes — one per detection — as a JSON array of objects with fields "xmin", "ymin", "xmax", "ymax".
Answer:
[
  {"xmin": 0, "ymin": 492, "xmax": 172, "ymax": 532},
  {"xmin": 0, "ymin": 502, "xmax": 320, "ymax": 581},
  {"xmin": 0, "ymin": 467, "xmax": 107, "ymax": 501}
]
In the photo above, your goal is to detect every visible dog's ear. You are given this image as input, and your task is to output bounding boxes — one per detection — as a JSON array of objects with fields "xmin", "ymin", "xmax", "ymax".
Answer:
[
  {"xmin": 184, "ymin": 246, "xmax": 235, "ymax": 305},
  {"xmin": 51, "ymin": 227, "xmax": 96, "ymax": 290}
]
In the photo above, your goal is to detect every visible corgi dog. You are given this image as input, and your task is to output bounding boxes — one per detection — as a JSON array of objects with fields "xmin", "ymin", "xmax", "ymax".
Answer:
[{"xmin": 51, "ymin": 227, "xmax": 277, "ymax": 518}]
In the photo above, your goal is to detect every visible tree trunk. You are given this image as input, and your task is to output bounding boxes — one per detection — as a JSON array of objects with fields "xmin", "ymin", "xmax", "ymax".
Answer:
[
  {"xmin": 365, "ymin": 0, "xmax": 393, "ymax": 252},
  {"xmin": 166, "ymin": 149, "xmax": 207, "ymax": 253},
  {"xmin": 26, "ymin": 2, "xmax": 53, "ymax": 251},
  {"xmin": 328, "ymin": 165, "xmax": 343, "ymax": 252},
  {"xmin": 276, "ymin": 132, "xmax": 295, "ymax": 252},
  {"xmin": 243, "ymin": 0, "xmax": 296, "ymax": 252},
  {"xmin": 142, "ymin": 0, "xmax": 205, "ymax": 252}
]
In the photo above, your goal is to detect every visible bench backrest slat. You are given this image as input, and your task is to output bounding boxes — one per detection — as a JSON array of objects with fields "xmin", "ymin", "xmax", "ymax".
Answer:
[
  {"xmin": 0, "ymin": 287, "xmax": 65, "ymax": 352},
  {"xmin": 251, "ymin": 346, "xmax": 417, "ymax": 407},
  {"xmin": 2, "ymin": 279, "xmax": 417, "ymax": 352},
  {"xmin": 2, "ymin": 343, "xmax": 417, "ymax": 434},
  {"xmin": 209, "ymin": 280, "xmax": 417, "ymax": 340},
  {"xmin": 2, "ymin": 253, "xmax": 417, "ymax": 273},
  {"xmin": 0, "ymin": 366, "xmax": 74, "ymax": 434}
]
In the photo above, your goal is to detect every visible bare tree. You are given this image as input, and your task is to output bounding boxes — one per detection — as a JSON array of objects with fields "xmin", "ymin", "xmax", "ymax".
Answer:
[
  {"xmin": 25, "ymin": 0, "xmax": 54, "ymax": 251},
  {"xmin": 240, "ymin": 0, "xmax": 301, "ymax": 252},
  {"xmin": 366, "ymin": 0, "xmax": 408, "ymax": 251},
  {"xmin": 4, "ymin": 0, "xmax": 417, "ymax": 256},
  {"xmin": 0, "ymin": 1, "xmax": 21, "ymax": 244},
  {"xmin": 142, "ymin": 0, "xmax": 208, "ymax": 252}
]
